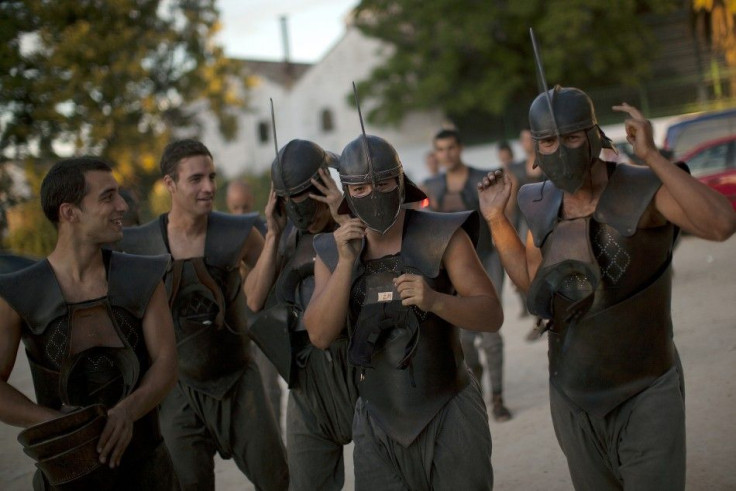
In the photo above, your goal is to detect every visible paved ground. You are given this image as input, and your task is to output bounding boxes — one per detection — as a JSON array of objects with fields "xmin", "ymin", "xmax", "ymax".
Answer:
[{"xmin": 1, "ymin": 234, "xmax": 735, "ymax": 490}]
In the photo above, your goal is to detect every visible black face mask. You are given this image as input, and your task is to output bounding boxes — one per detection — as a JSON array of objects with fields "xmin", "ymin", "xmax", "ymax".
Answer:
[
  {"xmin": 536, "ymin": 137, "xmax": 592, "ymax": 194},
  {"xmin": 284, "ymin": 196, "xmax": 317, "ymax": 232},
  {"xmin": 349, "ymin": 186, "xmax": 402, "ymax": 234}
]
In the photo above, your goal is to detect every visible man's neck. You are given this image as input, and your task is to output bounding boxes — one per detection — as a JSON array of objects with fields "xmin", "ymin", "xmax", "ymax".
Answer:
[
  {"xmin": 47, "ymin": 233, "xmax": 107, "ymax": 301},
  {"xmin": 167, "ymin": 206, "xmax": 209, "ymax": 236},
  {"xmin": 446, "ymin": 161, "xmax": 468, "ymax": 175}
]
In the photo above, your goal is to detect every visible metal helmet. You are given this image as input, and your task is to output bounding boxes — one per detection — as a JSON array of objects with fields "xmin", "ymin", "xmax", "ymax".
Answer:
[
  {"xmin": 337, "ymin": 134, "xmax": 426, "ymax": 234},
  {"xmin": 271, "ymin": 139, "xmax": 336, "ymax": 197},
  {"xmin": 529, "ymin": 86, "xmax": 612, "ymax": 193},
  {"xmin": 271, "ymin": 139, "xmax": 338, "ymax": 231}
]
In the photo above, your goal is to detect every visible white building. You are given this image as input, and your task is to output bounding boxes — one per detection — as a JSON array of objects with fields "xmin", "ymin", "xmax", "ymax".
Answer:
[{"xmin": 201, "ymin": 26, "xmax": 450, "ymax": 183}]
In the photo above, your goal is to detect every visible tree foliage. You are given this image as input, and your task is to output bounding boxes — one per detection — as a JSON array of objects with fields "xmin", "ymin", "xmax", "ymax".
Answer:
[
  {"xmin": 693, "ymin": 0, "xmax": 736, "ymax": 96},
  {"xmin": 0, "ymin": 0, "xmax": 247, "ymax": 255},
  {"xmin": 353, "ymin": 0, "xmax": 681, "ymax": 125},
  {"xmin": 1, "ymin": 0, "xmax": 245, "ymax": 164}
]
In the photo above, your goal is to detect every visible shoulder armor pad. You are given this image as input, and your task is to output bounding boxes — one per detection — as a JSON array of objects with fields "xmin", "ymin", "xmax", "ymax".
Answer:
[
  {"xmin": 422, "ymin": 175, "xmax": 445, "ymax": 202},
  {"xmin": 205, "ymin": 212, "xmax": 259, "ymax": 268},
  {"xmin": 461, "ymin": 166, "xmax": 491, "ymax": 208},
  {"xmin": 0, "ymin": 261, "xmax": 65, "ymax": 334},
  {"xmin": 119, "ymin": 217, "xmax": 168, "ymax": 256},
  {"xmin": 594, "ymin": 162, "xmax": 662, "ymax": 237},
  {"xmin": 0, "ymin": 254, "xmax": 37, "ymax": 274},
  {"xmin": 254, "ymin": 216, "xmax": 268, "ymax": 236},
  {"xmin": 313, "ymin": 233, "xmax": 340, "ymax": 273},
  {"xmin": 466, "ymin": 167, "xmax": 491, "ymax": 190},
  {"xmin": 402, "ymin": 209, "xmax": 478, "ymax": 277},
  {"xmin": 518, "ymin": 181, "xmax": 563, "ymax": 247},
  {"xmin": 108, "ymin": 252, "xmax": 170, "ymax": 318}
]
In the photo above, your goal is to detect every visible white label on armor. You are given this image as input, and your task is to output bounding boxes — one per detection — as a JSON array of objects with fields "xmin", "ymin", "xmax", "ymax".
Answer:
[{"xmin": 377, "ymin": 291, "xmax": 393, "ymax": 302}]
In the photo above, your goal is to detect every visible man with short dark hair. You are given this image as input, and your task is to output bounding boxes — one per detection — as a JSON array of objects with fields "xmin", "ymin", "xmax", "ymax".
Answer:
[
  {"xmin": 0, "ymin": 156, "xmax": 179, "ymax": 490},
  {"xmin": 119, "ymin": 140, "xmax": 288, "ymax": 490},
  {"xmin": 423, "ymin": 129, "xmax": 512, "ymax": 422}
]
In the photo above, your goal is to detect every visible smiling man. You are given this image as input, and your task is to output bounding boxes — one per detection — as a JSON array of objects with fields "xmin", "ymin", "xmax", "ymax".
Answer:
[
  {"xmin": 118, "ymin": 140, "xmax": 288, "ymax": 490},
  {"xmin": 0, "ymin": 157, "xmax": 178, "ymax": 489}
]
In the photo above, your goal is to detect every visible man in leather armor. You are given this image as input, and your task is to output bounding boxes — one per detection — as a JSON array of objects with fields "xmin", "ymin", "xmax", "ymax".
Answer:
[
  {"xmin": 0, "ymin": 157, "xmax": 179, "ymax": 490},
  {"xmin": 478, "ymin": 87, "xmax": 736, "ymax": 490},
  {"xmin": 248, "ymin": 139, "xmax": 358, "ymax": 490},
  {"xmin": 423, "ymin": 128, "xmax": 512, "ymax": 421},
  {"xmin": 118, "ymin": 140, "xmax": 288, "ymax": 490},
  {"xmin": 305, "ymin": 133, "xmax": 503, "ymax": 490}
]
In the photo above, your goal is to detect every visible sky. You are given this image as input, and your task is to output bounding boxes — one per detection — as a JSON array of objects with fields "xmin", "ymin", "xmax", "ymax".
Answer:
[{"xmin": 216, "ymin": 0, "xmax": 359, "ymax": 63}]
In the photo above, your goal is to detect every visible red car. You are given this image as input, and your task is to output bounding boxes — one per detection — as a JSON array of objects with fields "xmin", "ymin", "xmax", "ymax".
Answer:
[{"xmin": 680, "ymin": 135, "xmax": 736, "ymax": 210}]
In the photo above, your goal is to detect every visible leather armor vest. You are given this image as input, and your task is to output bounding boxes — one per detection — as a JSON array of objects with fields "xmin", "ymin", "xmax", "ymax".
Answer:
[
  {"xmin": 0, "ymin": 251, "xmax": 168, "ymax": 459},
  {"xmin": 119, "ymin": 211, "xmax": 259, "ymax": 399},
  {"xmin": 423, "ymin": 166, "xmax": 494, "ymax": 259},
  {"xmin": 314, "ymin": 209, "xmax": 479, "ymax": 447},
  {"xmin": 249, "ymin": 225, "xmax": 318, "ymax": 386},
  {"xmin": 519, "ymin": 162, "xmax": 679, "ymax": 417},
  {"xmin": 250, "ymin": 223, "xmax": 343, "ymax": 387}
]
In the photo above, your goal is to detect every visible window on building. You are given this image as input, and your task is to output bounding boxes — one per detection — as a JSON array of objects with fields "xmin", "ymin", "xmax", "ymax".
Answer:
[
  {"xmin": 258, "ymin": 121, "xmax": 270, "ymax": 144},
  {"xmin": 321, "ymin": 109, "xmax": 334, "ymax": 132}
]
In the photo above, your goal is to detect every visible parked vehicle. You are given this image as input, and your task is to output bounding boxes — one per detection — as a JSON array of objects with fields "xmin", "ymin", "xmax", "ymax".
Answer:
[
  {"xmin": 680, "ymin": 135, "xmax": 736, "ymax": 209},
  {"xmin": 663, "ymin": 107, "xmax": 736, "ymax": 159}
]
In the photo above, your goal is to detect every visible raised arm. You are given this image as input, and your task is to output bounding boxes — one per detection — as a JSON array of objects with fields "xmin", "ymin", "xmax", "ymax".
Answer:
[
  {"xmin": 478, "ymin": 170, "xmax": 538, "ymax": 291},
  {"xmin": 0, "ymin": 297, "xmax": 61, "ymax": 428},
  {"xmin": 395, "ymin": 227, "xmax": 503, "ymax": 332},
  {"xmin": 245, "ymin": 189, "xmax": 286, "ymax": 311},
  {"xmin": 614, "ymin": 103, "xmax": 736, "ymax": 241},
  {"xmin": 97, "ymin": 282, "xmax": 177, "ymax": 468},
  {"xmin": 304, "ymin": 218, "xmax": 365, "ymax": 349}
]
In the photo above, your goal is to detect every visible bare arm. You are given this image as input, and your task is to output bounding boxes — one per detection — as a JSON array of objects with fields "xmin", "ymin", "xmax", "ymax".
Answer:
[
  {"xmin": 304, "ymin": 218, "xmax": 365, "ymax": 349},
  {"xmin": 395, "ymin": 228, "xmax": 503, "ymax": 332},
  {"xmin": 245, "ymin": 189, "xmax": 287, "ymax": 311},
  {"xmin": 614, "ymin": 103, "xmax": 736, "ymax": 241},
  {"xmin": 478, "ymin": 170, "xmax": 537, "ymax": 291},
  {"xmin": 97, "ymin": 282, "xmax": 177, "ymax": 468},
  {"xmin": 0, "ymin": 298, "xmax": 61, "ymax": 428}
]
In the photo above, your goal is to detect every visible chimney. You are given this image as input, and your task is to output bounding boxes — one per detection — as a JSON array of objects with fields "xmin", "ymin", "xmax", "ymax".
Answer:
[{"xmin": 280, "ymin": 15, "xmax": 294, "ymax": 85}]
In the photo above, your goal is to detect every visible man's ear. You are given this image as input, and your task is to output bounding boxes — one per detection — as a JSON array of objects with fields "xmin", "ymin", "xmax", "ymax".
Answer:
[
  {"xmin": 58, "ymin": 203, "xmax": 78, "ymax": 223},
  {"xmin": 163, "ymin": 174, "xmax": 176, "ymax": 193}
]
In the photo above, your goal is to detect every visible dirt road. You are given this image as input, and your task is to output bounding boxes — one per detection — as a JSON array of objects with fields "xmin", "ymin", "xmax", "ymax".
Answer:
[{"xmin": 2, "ymin": 234, "xmax": 734, "ymax": 490}]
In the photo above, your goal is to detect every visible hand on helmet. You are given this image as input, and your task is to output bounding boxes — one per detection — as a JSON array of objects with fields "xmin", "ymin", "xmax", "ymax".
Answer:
[
  {"xmin": 334, "ymin": 218, "xmax": 365, "ymax": 263},
  {"xmin": 612, "ymin": 103, "xmax": 658, "ymax": 162},
  {"xmin": 394, "ymin": 273, "xmax": 436, "ymax": 312},
  {"xmin": 265, "ymin": 186, "xmax": 287, "ymax": 236},
  {"xmin": 477, "ymin": 170, "xmax": 512, "ymax": 222},
  {"xmin": 309, "ymin": 168, "xmax": 348, "ymax": 225}
]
